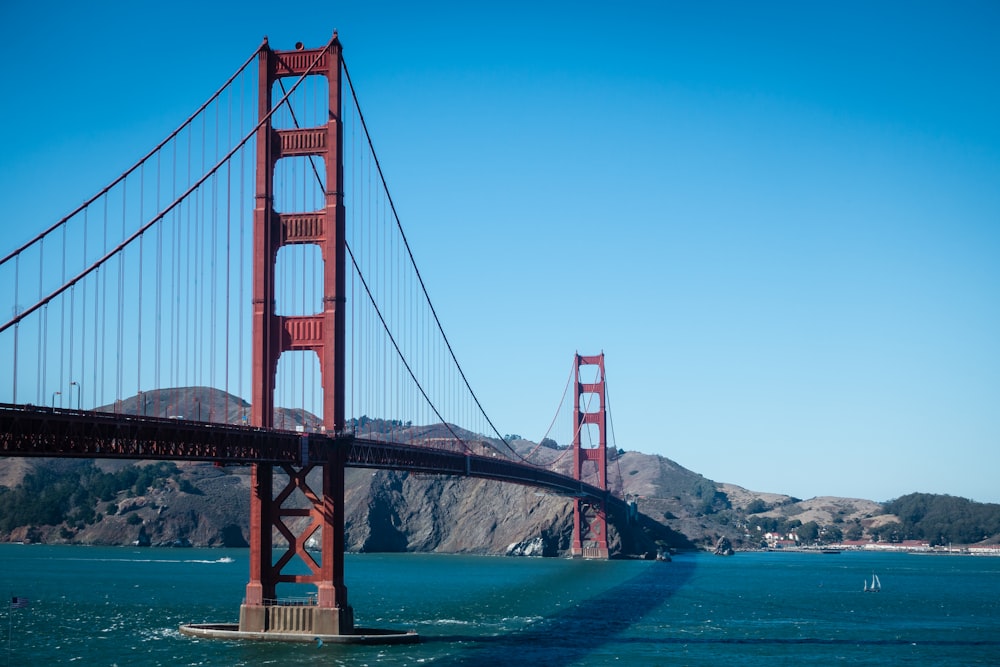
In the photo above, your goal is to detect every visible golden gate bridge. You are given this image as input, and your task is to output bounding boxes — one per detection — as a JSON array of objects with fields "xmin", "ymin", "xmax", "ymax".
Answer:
[{"xmin": 0, "ymin": 33, "xmax": 629, "ymax": 642}]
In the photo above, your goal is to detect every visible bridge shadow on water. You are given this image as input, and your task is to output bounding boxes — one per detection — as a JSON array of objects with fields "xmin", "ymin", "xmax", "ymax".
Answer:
[
  {"xmin": 425, "ymin": 557, "xmax": 698, "ymax": 667},
  {"xmin": 420, "ymin": 555, "xmax": 1000, "ymax": 666}
]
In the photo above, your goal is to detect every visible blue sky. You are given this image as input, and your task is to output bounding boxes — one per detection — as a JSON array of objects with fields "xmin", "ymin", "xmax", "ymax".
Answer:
[{"xmin": 1, "ymin": 1, "xmax": 998, "ymax": 503}]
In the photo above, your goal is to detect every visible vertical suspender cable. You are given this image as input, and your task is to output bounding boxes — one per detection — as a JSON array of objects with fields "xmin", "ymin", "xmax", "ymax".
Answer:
[
  {"xmin": 12, "ymin": 256, "xmax": 18, "ymax": 402},
  {"xmin": 196, "ymin": 110, "xmax": 205, "ymax": 392},
  {"xmin": 80, "ymin": 209, "xmax": 87, "ymax": 409},
  {"xmin": 154, "ymin": 152, "xmax": 162, "ymax": 417},
  {"xmin": 60, "ymin": 224, "xmax": 67, "ymax": 405},
  {"xmin": 349, "ymin": 104, "xmax": 356, "ymax": 425},
  {"xmin": 210, "ymin": 96, "xmax": 219, "ymax": 421},
  {"xmin": 41, "ymin": 305, "xmax": 47, "ymax": 405},
  {"xmin": 184, "ymin": 129, "xmax": 192, "ymax": 391},
  {"xmin": 37, "ymin": 239, "xmax": 44, "ymax": 406},
  {"xmin": 379, "ymin": 176, "xmax": 385, "ymax": 425},
  {"xmin": 171, "ymin": 136, "xmax": 178, "ymax": 392},
  {"xmin": 99, "ymin": 200, "xmax": 106, "ymax": 407},
  {"xmin": 224, "ymin": 87, "xmax": 232, "ymax": 423},
  {"xmin": 137, "ymin": 230, "xmax": 144, "ymax": 405},
  {"xmin": 138, "ymin": 164, "xmax": 145, "ymax": 401},
  {"xmin": 117, "ymin": 187, "xmax": 126, "ymax": 407},
  {"xmin": 239, "ymin": 73, "xmax": 246, "ymax": 417}
]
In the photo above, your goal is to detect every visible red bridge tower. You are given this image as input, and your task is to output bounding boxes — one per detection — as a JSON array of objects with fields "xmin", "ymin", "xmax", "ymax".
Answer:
[
  {"xmin": 240, "ymin": 35, "xmax": 353, "ymax": 635},
  {"xmin": 571, "ymin": 353, "xmax": 610, "ymax": 559}
]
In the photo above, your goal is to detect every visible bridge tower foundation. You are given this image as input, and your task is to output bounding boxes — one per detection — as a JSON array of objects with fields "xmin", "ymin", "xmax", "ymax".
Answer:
[{"xmin": 571, "ymin": 353, "xmax": 610, "ymax": 559}]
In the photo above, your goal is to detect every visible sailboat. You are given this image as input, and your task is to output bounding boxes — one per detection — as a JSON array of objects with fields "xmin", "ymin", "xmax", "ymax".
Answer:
[{"xmin": 863, "ymin": 572, "xmax": 881, "ymax": 592}]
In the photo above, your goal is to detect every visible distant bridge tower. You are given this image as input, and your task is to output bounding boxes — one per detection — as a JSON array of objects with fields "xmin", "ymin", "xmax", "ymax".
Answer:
[
  {"xmin": 241, "ymin": 35, "xmax": 353, "ymax": 635},
  {"xmin": 571, "ymin": 353, "xmax": 610, "ymax": 559}
]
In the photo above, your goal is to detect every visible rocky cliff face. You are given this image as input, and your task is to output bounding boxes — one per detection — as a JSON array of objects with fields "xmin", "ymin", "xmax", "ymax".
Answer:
[{"xmin": 344, "ymin": 470, "xmax": 579, "ymax": 554}]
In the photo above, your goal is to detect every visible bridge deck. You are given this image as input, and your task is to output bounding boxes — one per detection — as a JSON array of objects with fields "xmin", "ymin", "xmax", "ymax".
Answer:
[{"xmin": 0, "ymin": 404, "xmax": 620, "ymax": 507}]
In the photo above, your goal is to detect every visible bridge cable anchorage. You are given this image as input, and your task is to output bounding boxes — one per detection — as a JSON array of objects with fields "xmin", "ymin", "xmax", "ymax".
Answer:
[
  {"xmin": 341, "ymin": 59, "xmax": 526, "ymax": 461},
  {"xmin": 0, "ymin": 40, "xmax": 267, "ymax": 269},
  {"xmin": 0, "ymin": 45, "xmax": 327, "ymax": 338}
]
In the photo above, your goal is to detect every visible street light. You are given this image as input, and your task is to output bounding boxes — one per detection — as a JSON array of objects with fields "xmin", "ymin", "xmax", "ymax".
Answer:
[
  {"xmin": 70, "ymin": 381, "xmax": 81, "ymax": 410},
  {"xmin": 51, "ymin": 390, "xmax": 61, "ymax": 407}
]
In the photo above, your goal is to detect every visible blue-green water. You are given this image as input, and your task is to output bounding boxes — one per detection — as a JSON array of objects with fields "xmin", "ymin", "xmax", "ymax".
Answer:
[{"xmin": 1, "ymin": 545, "xmax": 998, "ymax": 665}]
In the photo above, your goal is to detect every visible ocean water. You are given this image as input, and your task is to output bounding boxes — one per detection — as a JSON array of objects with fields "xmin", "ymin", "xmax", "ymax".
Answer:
[{"xmin": 1, "ymin": 545, "xmax": 998, "ymax": 665}]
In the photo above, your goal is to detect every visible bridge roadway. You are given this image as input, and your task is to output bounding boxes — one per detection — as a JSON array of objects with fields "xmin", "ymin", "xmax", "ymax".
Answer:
[{"xmin": 0, "ymin": 403, "xmax": 621, "ymax": 509}]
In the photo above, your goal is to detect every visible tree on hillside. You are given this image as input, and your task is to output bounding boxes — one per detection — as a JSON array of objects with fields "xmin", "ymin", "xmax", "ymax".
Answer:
[
  {"xmin": 0, "ymin": 462, "xmax": 184, "ymax": 535},
  {"xmin": 795, "ymin": 521, "xmax": 820, "ymax": 543},
  {"xmin": 746, "ymin": 498, "xmax": 769, "ymax": 514},
  {"xmin": 821, "ymin": 525, "xmax": 843, "ymax": 543},
  {"xmin": 870, "ymin": 521, "xmax": 903, "ymax": 543},
  {"xmin": 883, "ymin": 493, "xmax": 1000, "ymax": 545}
]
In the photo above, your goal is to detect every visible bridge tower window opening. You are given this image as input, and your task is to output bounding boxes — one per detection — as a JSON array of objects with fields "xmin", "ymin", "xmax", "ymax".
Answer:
[
  {"xmin": 271, "ymin": 75, "xmax": 329, "ymax": 132},
  {"xmin": 274, "ymin": 244, "xmax": 324, "ymax": 317},
  {"xmin": 578, "ymin": 421, "xmax": 605, "ymax": 491},
  {"xmin": 273, "ymin": 155, "xmax": 326, "ymax": 214},
  {"xmin": 577, "ymin": 362, "xmax": 602, "ymax": 386},
  {"xmin": 274, "ymin": 350, "xmax": 323, "ymax": 431}
]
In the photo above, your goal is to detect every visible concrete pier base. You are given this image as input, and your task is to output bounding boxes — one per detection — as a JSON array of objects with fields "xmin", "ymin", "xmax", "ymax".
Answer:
[
  {"xmin": 571, "ymin": 545, "xmax": 611, "ymax": 559},
  {"xmin": 179, "ymin": 622, "xmax": 419, "ymax": 645},
  {"xmin": 237, "ymin": 603, "xmax": 355, "ymax": 635},
  {"xmin": 181, "ymin": 602, "xmax": 416, "ymax": 645}
]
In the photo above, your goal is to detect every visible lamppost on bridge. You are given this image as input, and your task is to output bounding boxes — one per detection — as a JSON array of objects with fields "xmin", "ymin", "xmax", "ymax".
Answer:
[
  {"xmin": 51, "ymin": 390, "xmax": 61, "ymax": 407},
  {"xmin": 70, "ymin": 381, "xmax": 81, "ymax": 410}
]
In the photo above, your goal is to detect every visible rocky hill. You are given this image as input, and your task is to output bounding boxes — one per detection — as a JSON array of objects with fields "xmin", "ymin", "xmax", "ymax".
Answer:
[{"xmin": 1, "ymin": 387, "xmax": 996, "ymax": 554}]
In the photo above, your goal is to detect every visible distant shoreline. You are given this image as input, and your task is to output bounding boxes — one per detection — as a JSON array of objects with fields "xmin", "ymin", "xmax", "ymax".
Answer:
[{"xmin": 748, "ymin": 545, "xmax": 1000, "ymax": 557}]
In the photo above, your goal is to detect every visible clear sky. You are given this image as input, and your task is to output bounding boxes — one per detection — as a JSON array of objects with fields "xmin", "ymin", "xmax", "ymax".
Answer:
[{"xmin": 1, "ymin": 1, "xmax": 998, "ymax": 504}]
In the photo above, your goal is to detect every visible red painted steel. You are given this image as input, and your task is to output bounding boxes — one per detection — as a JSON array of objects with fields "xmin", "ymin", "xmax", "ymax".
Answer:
[
  {"xmin": 246, "ymin": 34, "xmax": 351, "ymax": 632},
  {"xmin": 571, "ymin": 353, "xmax": 610, "ymax": 559}
]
